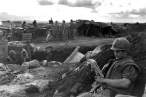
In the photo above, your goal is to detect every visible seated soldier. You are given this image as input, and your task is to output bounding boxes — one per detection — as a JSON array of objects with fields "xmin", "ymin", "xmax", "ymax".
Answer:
[
  {"xmin": 20, "ymin": 48, "xmax": 30, "ymax": 62},
  {"xmin": 77, "ymin": 37, "xmax": 143, "ymax": 97},
  {"xmin": 53, "ymin": 45, "xmax": 114, "ymax": 97},
  {"xmin": 6, "ymin": 50, "xmax": 17, "ymax": 64}
]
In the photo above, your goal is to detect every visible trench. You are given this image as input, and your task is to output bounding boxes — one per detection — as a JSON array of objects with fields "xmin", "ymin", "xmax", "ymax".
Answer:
[{"xmin": 46, "ymin": 45, "xmax": 97, "ymax": 62}]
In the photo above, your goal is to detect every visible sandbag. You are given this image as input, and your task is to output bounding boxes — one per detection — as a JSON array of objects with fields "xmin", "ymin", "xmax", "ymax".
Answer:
[
  {"xmin": 6, "ymin": 64, "xmax": 22, "ymax": 72},
  {"xmin": 53, "ymin": 63, "xmax": 95, "ymax": 97},
  {"xmin": 127, "ymin": 32, "xmax": 146, "ymax": 61},
  {"xmin": 11, "ymin": 72, "xmax": 34, "ymax": 84},
  {"xmin": 0, "ymin": 72, "xmax": 11, "ymax": 85},
  {"xmin": 0, "ymin": 85, "xmax": 26, "ymax": 97},
  {"xmin": 25, "ymin": 79, "xmax": 50, "ymax": 93},
  {"xmin": 52, "ymin": 44, "xmax": 115, "ymax": 97},
  {"xmin": 22, "ymin": 59, "xmax": 40, "ymax": 69}
]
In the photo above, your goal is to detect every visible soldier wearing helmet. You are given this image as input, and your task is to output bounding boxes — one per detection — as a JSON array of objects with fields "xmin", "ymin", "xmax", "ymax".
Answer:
[
  {"xmin": 78, "ymin": 38, "xmax": 142, "ymax": 97},
  {"xmin": 20, "ymin": 48, "xmax": 30, "ymax": 62},
  {"xmin": 111, "ymin": 37, "xmax": 131, "ymax": 60},
  {"xmin": 111, "ymin": 37, "xmax": 130, "ymax": 51}
]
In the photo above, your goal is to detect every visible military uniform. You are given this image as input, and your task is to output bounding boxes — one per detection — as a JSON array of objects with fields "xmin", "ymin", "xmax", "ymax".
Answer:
[
  {"xmin": 77, "ymin": 57, "xmax": 141, "ymax": 97},
  {"xmin": 102, "ymin": 56, "xmax": 140, "ymax": 97}
]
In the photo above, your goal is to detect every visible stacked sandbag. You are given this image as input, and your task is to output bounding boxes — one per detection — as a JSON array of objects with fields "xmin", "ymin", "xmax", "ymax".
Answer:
[
  {"xmin": 23, "ymin": 65, "xmax": 70, "ymax": 96},
  {"xmin": 22, "ymin": 59, "xmax": 40, "ymax": 69},
  {"xmin": 8, "ymin": 41, "xmax": 26, "ymax": 56},
  {"xmin": 25, "ymin": 64, "xmax": 69, "ymax": 81},
  {"xmin": 6, "ymin": 64, "xmax": 23, "ymax": 72},
  {"xmin": 127, "ymin": 32, "xmax": 146, "ymax": 66},
  {"xmin": 25, "ymin": 79, "xmax": 50, "ymax": 93},
  {"xmin": 53, "ymin": 63, "xmax": 95, "ymax": 97},
  {"xmin": 27, "ymin": 66, "xmax": 50, "ymax": 80},
  {"xmin": 0, "ymin": 72, "xmax": 11, "ymax": 85},
  {"xmin": 42, "ymin": 60, "xmax": 62, "ymax": 67},
  {"xmin": 7, "ymin": 41, "xmax": 32, "ymax": 65},
  {"xmin": 0, "ymin": 64, "xmax": 26, "ymax": 84},
  {"xmin": 0, "ymin": 66, "xmax": 64, "ymax": 96},
  {"xmin": 127, "ymin": 32, "xmax": 146, "ymax": 96},
  {"xmin": 0, "ymin": 85, "xmax": 26, "ymax": 97},
  {"xmin": 11, "ymin": 72, "xmax": 34, "ymax": 84},
  {"xmin": 52, "ymin": 44, "xmax": 115, "ymax": 97},
  {"xmin": 0, "ymin": 63, "xmax": 18, "ymax": 85}
]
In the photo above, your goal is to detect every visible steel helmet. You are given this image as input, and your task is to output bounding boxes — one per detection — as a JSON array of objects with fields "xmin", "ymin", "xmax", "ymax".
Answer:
[{"xmin": 111, "ymin": 37, "xmax": 130, "ymax": 51}]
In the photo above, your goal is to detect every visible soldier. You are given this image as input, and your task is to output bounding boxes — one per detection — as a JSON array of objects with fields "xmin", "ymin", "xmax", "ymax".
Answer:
[
  {"xmin": 20, "ymin": 48, "xmax": 30, "ymax": 62},
  {"xmin": 78, "ymin": 37, "xmax": 142, "ymax": 97},
  {"xmin": 46, "ymin": 29, "xmax": 53, "ymax": 42},
  {"xmin": 6, "ymin": 50, "xmax": 17, "ymax": 64}
]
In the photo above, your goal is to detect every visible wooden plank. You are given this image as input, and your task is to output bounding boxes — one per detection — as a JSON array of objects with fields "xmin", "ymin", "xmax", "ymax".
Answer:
[{"xmin": 63, "ymin": 46, "xmax": 80, "ymax": 63}]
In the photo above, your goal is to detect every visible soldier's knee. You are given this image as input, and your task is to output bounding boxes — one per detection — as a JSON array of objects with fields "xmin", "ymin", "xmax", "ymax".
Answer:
[
  {"xmin": 77, "ymin": 92, "xmax": 93, "ymax": 97},
  {"xmin": 77, "ymin": 92, "xmax": 101, "ymax": 97}
]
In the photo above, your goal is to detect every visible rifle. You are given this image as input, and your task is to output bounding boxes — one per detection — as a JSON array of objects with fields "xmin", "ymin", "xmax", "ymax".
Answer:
[
  {"xmin": 88, "ymin": 59, "xmax": 127, "ymax": 95},
  {"xmin": 86, "ymin": 59, "xmax": 104, "ymax": 93}
]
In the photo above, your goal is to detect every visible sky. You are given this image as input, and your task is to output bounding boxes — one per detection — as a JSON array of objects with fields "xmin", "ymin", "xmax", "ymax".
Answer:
[{"xmin": 0, "ymin": 0, "xmax": 146, "ymax": 23}]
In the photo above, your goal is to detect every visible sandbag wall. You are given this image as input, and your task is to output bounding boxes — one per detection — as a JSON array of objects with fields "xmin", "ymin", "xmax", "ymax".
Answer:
[
  {"xmin": 46, "ymin": 45, "xmax": 97, "ymax": 62},
  {"xmin": 127, "ymin": 31, "xmax": 146, "ymax": 69}
]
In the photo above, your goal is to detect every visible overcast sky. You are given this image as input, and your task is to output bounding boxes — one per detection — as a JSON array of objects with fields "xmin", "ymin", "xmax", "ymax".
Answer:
[{"xmin": 0, "ymin": 0, "xmax": 146, "ymax": 23}]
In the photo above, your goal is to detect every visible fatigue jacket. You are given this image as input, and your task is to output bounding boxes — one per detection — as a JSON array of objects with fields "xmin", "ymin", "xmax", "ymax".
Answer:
[{"xmin": 104, "ymin": 57, "xmax": 141, "ymax": 97}]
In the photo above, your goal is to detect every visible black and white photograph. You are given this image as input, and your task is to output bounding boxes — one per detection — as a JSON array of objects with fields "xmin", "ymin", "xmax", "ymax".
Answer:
[{"xmin": 0, "ymin": 0, "xmax": 146, "ymax": 97}]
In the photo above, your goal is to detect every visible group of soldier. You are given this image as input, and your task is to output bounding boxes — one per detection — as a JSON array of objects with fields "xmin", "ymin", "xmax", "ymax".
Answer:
[{"xmin": 5, "ymin": 48, "xmax": 30, "ymax": 64}]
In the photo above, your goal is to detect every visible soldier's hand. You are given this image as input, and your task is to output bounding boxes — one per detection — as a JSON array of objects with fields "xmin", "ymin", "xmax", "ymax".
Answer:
[
  {"xmin": 85, "ymin": 51, "xmax": 93, "ymax": 59},
  {"xmin": 62, "ymin": 73, "xmax": 66, "ymax": 79},
  {"xmin": 74, "ymin": 67, "xmax": 80, "ymax": 72},
  {"xmin": 95, "ymin": 76, "xmax": 104, "ymax": 84}
]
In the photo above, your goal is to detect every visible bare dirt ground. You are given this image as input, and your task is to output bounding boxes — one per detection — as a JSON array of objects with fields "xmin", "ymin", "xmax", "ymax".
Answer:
[{"xmin": 34, "ymin": 37, "xmax": 115, "ymax": 48}]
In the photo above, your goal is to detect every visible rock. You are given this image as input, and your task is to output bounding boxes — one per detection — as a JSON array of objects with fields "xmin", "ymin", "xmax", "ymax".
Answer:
[
  {"xmin": 11, "ymin": 73, "xmax": 34, "ymax": 84},
  {"xmin": 25, "ymin": 79, "xmax": 50, "ymax": 93},
  {"xmin": 0, "ymin": 85, "xmax": 26, "ymax": 97},
  {"xmin": 24, "ymin": 84, "xmax": 39, "ymax": 93},
  {"xmin": 6, "ymin": 64, "xmax": 22, "ymax": 72},
  {"xmin": 0, "ymin": 73, "xmax": 11, "ymax": 85},
  {"xmin": 22, "ymin": 59, "xmax": 40, "ymax": 69},
  {"xmin": 47, "ymin": 61, "xmax": 62, "ymax": 67}
]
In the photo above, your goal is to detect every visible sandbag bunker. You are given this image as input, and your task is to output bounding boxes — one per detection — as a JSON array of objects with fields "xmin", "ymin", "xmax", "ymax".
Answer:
[{"xmin": 0, "ymin": 41, "xmax": 115, "ymax": 97}]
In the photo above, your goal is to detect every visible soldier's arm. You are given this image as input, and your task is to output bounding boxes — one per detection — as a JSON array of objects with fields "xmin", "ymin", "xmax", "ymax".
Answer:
[
  {"xmin": 102, "ymin": 78, "xmax": 131, "ymax": 88},
  {"xmin": 96, "ymin": 65, "xmax": 138, "ymax": 88}
]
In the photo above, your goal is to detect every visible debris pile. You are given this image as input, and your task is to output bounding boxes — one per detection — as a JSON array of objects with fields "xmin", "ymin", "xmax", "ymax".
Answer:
[
  {"xmin": 0, "ymin": 59, "xmax": 74, "ymax": 97},
  {"xmin": 0, "ymin": 42, "xmax": 116, "ymax": 97}
]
